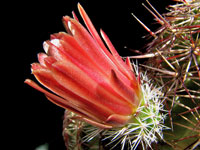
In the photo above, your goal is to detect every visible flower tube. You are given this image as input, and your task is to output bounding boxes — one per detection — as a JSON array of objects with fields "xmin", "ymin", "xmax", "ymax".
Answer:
[{"xmin": 25, "ymin": 3, "xmax": 142, "ymax": 129}]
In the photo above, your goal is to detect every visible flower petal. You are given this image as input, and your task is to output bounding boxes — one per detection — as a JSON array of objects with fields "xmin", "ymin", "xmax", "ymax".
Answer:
[
  {"xmin": 50, "ymin": 32, "xmax": 108, "ymax": 78},
  {"xmin": 81, "ymin": 117, "xmax": 113, "ymax": 129},
  {"xmin": 106, "ymin": 114, "xmax": 132, "ymax": 126},
  {"xmin": 110, "ymin": 70, "xmax": 139, "ymax": 107},
  {"xmin": 70, "ymin": 4, "xmax": 136, "ymax": 81},
  {"xmin": 51, "ymin": 61, "xmax": 133, "ymax": 116},
  {"xmin": 38, "ymin": 53, "xmax": 48, "ymax": 66},
  {"xmin": 31, "ymin": 63, "xmax": 45, "ymax": 70},
  {"xmin": 63, "ymin": 17, "xmax": 133, "ymax": 86},
  {"xmin": 125, "ymin": 57, "xmax": 134, "ymax": 71},
  {"xmin": 63, "ymin": 16, "xmax": 116, "ymax": 72},
  {"xmin": 77, "ymin": 3, "xmax": 108, "ymax": 53},
  {"xmin": 100, "ymin": 29, "xmax": 136, "ymax": 81},
  {"xmin": 30, "ymin": 68, "xmax": 113, "ymax": 122},
  {"xmin": 24, "ymin": 79, "xmax": 104, "ymax": 123},
  {"xmin": 96, "ymin": 83, "xmax": 134, "ymax": 116}
]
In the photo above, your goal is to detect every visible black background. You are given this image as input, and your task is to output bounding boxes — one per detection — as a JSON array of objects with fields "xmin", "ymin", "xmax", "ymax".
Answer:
[{"xmin": 6, "ymin": 0, "xmax": 175, "ymax": 149}]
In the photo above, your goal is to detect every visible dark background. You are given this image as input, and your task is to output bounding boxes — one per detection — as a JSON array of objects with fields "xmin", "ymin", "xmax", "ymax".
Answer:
[{"xmin": 6, "ymin": 0, "xmax": 175, "ymax": 149}]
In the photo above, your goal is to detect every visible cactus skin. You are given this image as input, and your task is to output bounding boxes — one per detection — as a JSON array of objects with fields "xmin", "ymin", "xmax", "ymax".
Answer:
[
  {"xmin": 63, "ymin": 110, "xmax": 104, "ymax": 150},
  {"xmin": 133, "ymin": 0, "xmax": 200, "ymax": 149}
]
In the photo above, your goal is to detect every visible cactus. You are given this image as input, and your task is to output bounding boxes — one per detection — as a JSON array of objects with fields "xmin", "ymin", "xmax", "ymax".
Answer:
[
  {"xmin": 25, "ymin": 0, "xmax": 200, "ymax": 150},
  {"xmin": 131, "ymin": 0, "xmax": 200, "ymax": 149}
]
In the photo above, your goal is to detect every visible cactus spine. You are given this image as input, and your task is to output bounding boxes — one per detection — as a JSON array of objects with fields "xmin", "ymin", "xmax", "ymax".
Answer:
[{"xmin": 131, "ymin": 0, "xmax": 200, "ymax": 149}]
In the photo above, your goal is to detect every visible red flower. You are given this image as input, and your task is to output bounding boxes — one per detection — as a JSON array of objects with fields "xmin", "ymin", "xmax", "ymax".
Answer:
[{"xmin": 25, "ymin": 4, "xmax": 142, "ymax": 128}]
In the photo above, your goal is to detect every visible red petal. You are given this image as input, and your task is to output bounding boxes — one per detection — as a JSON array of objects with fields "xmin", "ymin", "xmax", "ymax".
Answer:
[
  {"xmin": 24, "ymin": 79, "xmax": 75, "ymax": 111},
  {"xmin": 96, "ymin": 83, "xmax": 134, "ymax": 115},
  {"xmin": 63, "ymin": 17, "xmax": 133, "ymax": 86},
  {"xmin": 77, "ymin": 4, "xmax": 136, "ymax": 83},
  {"xmin": 45, "ymin": 39, "xmax": 71, "ymax": 63},
  {"xmin": 51, "ymin": 61, "xmax": 134, "ymax": 116},
  {"xmin": 32, "ymin": 68, "xmax": 113, "ymax": 121},
  {"xmin": 72, "ymin": 11, "xmax": 79, "ymax": 22},
  {"xmin": 125, "ymin": 57, "xmax": 134, "ymax": 72},
  {"xmin": 43, "ymin": 56, "xmax": 57, "ymax": 68},
  {"xmin": 38, "ymin": 53, "xmax": 48, "ymax": 66},
  {"xmin": 81, "ymin": 117, "xmax": 113, "ymax": 129},
  {"xmin": 52, "ymin": 32, "xmax": 108, "ymax": 77},
  {"xmin": 62, "ymin": 17, "xmax": 116, "ymax": 72},
  {"xmin": 110, "ymin": 70, "xmax": 139, "ymax": 107},
  {"xmin": 46, "ymin": 96, "xmax": 103, "ymax": 123},
  {"xmin": 106, "ymin": 114, "xmax": 132, "ymax": 126},
  {"xmin": 78, "ymin": 4, "xmax": 136, "ymax": 84},
  {"xmin": 77, "ymin": 3, "xmax": 108, "ymax": 53},
  {"xmin": 24, "ymin": 79, "xmax": 104, "ymax": 122},
  {"xmin": 100, "ymin": 29, "xmax": 136, "ymax": 81},
  {"xmin": 52, "ymin": 61, "xmax": 100, "ymax": 90},
  {"xmin": 44, "ymin": 35, "xmax": 107, "ymax": 80},
  {"xmin": 31, "ymin": 63, "xmax": 46, "ymax": 70}
]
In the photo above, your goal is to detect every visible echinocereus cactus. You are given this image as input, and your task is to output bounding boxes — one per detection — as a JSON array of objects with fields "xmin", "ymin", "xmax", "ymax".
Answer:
[
  {"xmin": 25, "ymin": 3, "xmax": 168, "ymax": 150},
  {"xmin": 131, "ymin": 0, "xmax": 200, "ymax": 149}
]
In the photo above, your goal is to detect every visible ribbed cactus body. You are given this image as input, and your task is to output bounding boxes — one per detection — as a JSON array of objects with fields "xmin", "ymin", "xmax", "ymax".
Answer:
[{"xmin": 140, "ymin": 0, "xmax": 200, "ymax": 149}]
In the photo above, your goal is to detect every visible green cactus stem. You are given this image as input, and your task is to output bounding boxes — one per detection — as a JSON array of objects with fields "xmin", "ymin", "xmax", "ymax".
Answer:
[{"xmin": 130, "ymin": 0, "xmax": 200, "ymax": 149}]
